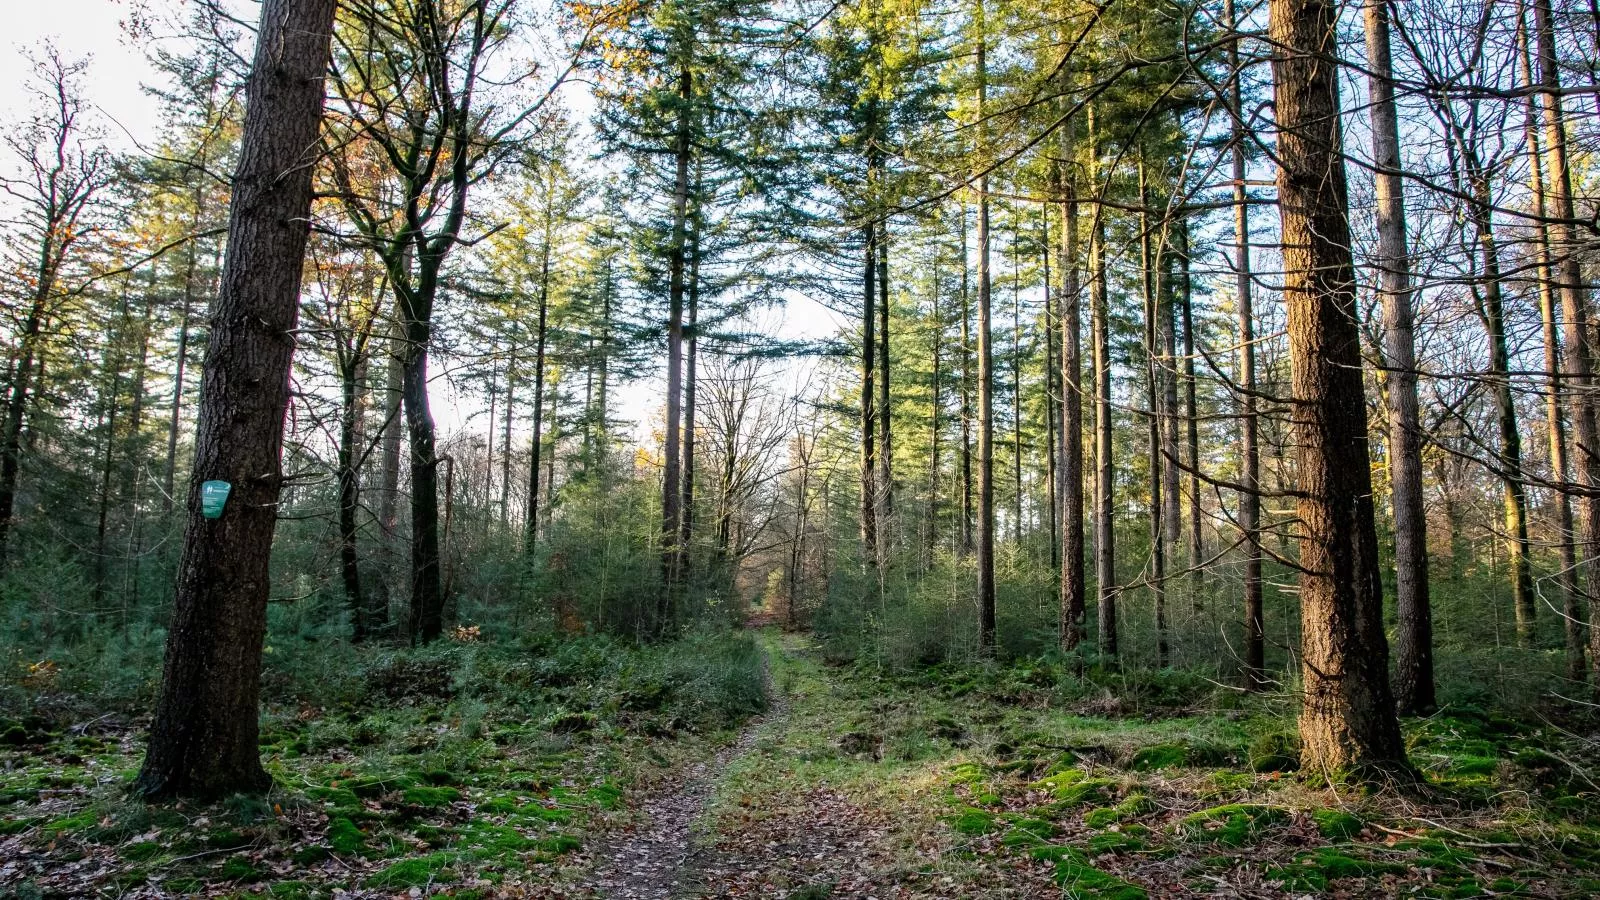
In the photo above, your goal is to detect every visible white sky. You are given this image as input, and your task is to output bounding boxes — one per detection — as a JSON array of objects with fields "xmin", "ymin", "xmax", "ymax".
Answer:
[
  {"xmin": 3, "ymin": 0, "xmax": 166, "ymax": 150},
  {"xmin": 0, "ymin": 0, "xmax": 842, "ymax": 452}
]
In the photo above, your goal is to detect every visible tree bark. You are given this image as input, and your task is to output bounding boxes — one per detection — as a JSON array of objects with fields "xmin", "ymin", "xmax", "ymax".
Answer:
[
  {"xmin": 1518, "ymin": 5, "xmax": 1584, "ymax": 680},
  {"xmin": 975, "ymin": 14, "xmax": 997, "ymax": 656},
  {"xmin": 1060, "ymin": 159, "xmax": 1086, "ymax": 652},
  {"xmin": 1533, "ymin": 0, "xmax": 1600, "ymax": 688},
  {"xmin": 1272, "ymin": 0, "xmax": 1408, "ymax": 776},
  {"xmin": 137, "ymin": 0, "xmax": 337, "ymax": 798},
  {"xmin": 525, "ymin": 209, "xmax": 552, "ymax": 560},
  {"xmin": 1139, "ymin": 162, "xmax": 1169, "ymax": 669},
  {"xmin": 659, "ymin": 65, "xmax": 692, "ymax": 626},
  {"xmin": 1228, "ymin": 0, "xmax": 1265, "ymax": 691},
  {"xmin": 1364, "ymin": 0, "xmax": 1433, "ymax": 715},
  {"xmin": 1090, "ymin": 107, "xmax": 1116, "ymax": 666}
]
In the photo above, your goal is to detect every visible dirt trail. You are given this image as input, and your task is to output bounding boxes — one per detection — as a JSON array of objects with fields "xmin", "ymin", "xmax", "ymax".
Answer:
[{"xmin": 580, "ymin": 650, "xmax": 785, "ymax": 899}]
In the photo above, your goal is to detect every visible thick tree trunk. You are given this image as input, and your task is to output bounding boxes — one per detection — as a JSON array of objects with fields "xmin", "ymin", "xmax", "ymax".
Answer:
[
  {"xmin": 136, "ymin": 0, "xmax": 336, "ymax": 798},
  {"xmin": 1364, "ymin": 0, "xmax": 1433, "ymax": 715},
  {"xmin": 1272, "ymin": 0, "xmax": 1408, "ymax": 776}
]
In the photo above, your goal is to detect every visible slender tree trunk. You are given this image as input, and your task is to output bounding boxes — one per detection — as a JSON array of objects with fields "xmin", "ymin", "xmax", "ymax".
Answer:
[
  {"xmin": 861, "ymin": 222, "xmax": 878, "ymax": 568},
  {"xmin": 878, "ymin": 219, "xmax": 893, "ymax": 536},
  {"xmin": 929, "ymin": 253, "xmax": 942, "ymax": 559},
  {"xmin": 1044, "ymin": 204, "xmax": 1058, "ymax": 571},
  {"xmin": 1060, "ymin": 159, "xmax": 1086, "ymax": 652},
  {"xmin": 339, "ymin": 358, "xmax": 366, "ymax": 641},
  {"xmin": 1364, "ymin": 0, "xmax": 1433, "ymax": 715},
  {"xmin": 1228, "ymin": 0, "xmax": 1265, "ymax": 691},
  {"xmin": 1140, "ymin": 163, "xmax": 1169, "ymax": 669},
  {"xmin": 1534, "ymin": 0, "xmax": 1600, "ymax": 688},
  {"xmin": 1090, "ymin": 108, "xmax": 1116, "ymax": 666},
  {"xmin": 976, "ymin": 10, "xmax": 997, "ymax": 655},
  {"xmin": 960, "ymin": 205, "xmax": 974, "ymax": 555},
  {"xmin": 1272, "ymin": 0, "xmax": 1408, "ymax": 776},
  {"xmin": 1519, "ymin": 5, "xmax": 1584, "ymax": 680},
  {"xmin": 681, "ymin": 203, "xmax": 701, "ymax": 575},
  {"xmin": 136, "ymin": 0, "xmax": 337, "ymax": 798},
  {"xmin": 660, "ymin": 65, "xmax": 692, "ymax": 624},
  {"xmin": 525, "ymin": 216, "xmax": 552, "ymax": 560},
  {"xmin": 1178, "ymin": 224, "xmax": 1202, "ymax": 602},
  {"xmin": 401, "ymin": 313, "xmax": 444, "ymax": 644}
]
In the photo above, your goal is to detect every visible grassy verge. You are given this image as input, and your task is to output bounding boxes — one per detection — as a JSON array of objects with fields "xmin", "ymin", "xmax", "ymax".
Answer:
[
  {"xmin": 0, "ymin": 629, "xmax": 765, "ymax": 898},
  {"xmin": 706, "ymin": 631, "xmax": 1600, "ymax": 899}
]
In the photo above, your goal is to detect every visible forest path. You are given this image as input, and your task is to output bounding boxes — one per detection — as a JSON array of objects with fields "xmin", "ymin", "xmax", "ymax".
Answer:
[{"xmin": 579, "ymin": 639, "xmax": 788, "ymax": 900}]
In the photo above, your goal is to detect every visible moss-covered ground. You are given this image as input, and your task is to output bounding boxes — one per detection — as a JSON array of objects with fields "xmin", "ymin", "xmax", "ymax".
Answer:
[{"xmin": 4, "ymin": 629, "xmax": 1600, "ymax": 897}]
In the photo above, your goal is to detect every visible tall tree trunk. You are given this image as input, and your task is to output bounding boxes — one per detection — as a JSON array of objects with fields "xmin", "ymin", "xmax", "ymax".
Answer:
[
  {"xmin": 1044, "ymin": 204, "xmax": 1058, "ymax": 571},
  {"xmin": 1534, "ymin": 0, "xmax": 1600, "ymax": 688},
  {"xmin": 660, "ymin": 65, "xmax": 692, "ymax": 625},
  {"xmin": 1272, "ymin": 0, "xmax": 1408, "ymax": 776},
  {"xmin": 1139, "ymin": 162, "xmax": 1169, "ymax": 669},
  {"xmin": 525, "ymin": 215, "xmax": 552, "ymax": 560},
  {"xmin": 960, "ymin": 205, "xmax": 974, "ymax": 555},
  {"xmin": 681, "ymin": 213, "xmax": 701, "ymax": 574},
  {"xmin": 1454, "ymin": 152, "xmax": 1536, "ymax": 644},
  {"xmin": 1178, "ymin": 224, "xmax": 1202, "ymax": 602},
  {"xmin": 1090, "ymin": 107, "xmax": 1117, "ymax": 666},
  {"xmin": 1060, "ymin": 159, "xmax": 1086, "ymax": 652},
  {"xmin": 1364, "ymin": 0, "xmax": 1433, "ymax": 715},
  {"xmin": 1229, "ymin": 0, "xmax": 1265, "ymax": 691},
  {"xmin": 401, "ymin": 315, "xmax": 444, "ymax": 644},
  {"xmin": 339, "ymin": 356, "xmax": 366, "ymax": 641},
  {"xmin": 929, "ymin": 252, "xmax": 942, "ymax": 560},
  {"xmin": 1519, "ymin": 5, "xmax": 1584, "ymax": 680},
  {"xmin": 976, "ymin": 10, "xmax": 997, "ymax": 655},
  {"xmin": 878, "ymin": 219, "xmax": 892, "ymax": 538},
  {"xmin": 137, "ymin": 0, "xmax": 337, "ymax": 798},
  {"xmin": 860, "ymin": 222, "xmax": 878, "ymax": 567}
]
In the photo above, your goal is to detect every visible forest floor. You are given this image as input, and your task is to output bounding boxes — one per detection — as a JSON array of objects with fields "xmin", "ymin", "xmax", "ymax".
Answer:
[{"xmin": 4, "ymin": 628, "xmax": 1600, "ymax": 898}]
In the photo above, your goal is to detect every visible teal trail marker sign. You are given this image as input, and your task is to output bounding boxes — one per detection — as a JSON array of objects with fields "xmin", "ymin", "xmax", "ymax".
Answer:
[{"xmin": 200, "ymin": 480, "xmax": 232, "ymax": 520}]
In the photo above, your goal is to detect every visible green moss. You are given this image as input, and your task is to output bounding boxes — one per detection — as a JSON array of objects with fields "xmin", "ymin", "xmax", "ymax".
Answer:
[
  {"xmin": 327, "ymin": 817, "xmax": 365, "ymax": 855},
  {"xmin": 215, "ymin": 856, "xmax": 261, "ymax": 881},
  {"xmin": 1030, "ymin": 845, "xmax": 1147, "ymax": 899},
  {"xmin": 123, "ymin": 840, "xmax": 164, "ymax": 861},
  {"xmin": 1001, "ymin": 817, "xmax": 1056, "ymax": 847},
  {"xmin": 1247, "ymin": 732, "xmax": 1300, "ymax": 773},
  {"xmin": 948, "ymin": 807, "xmax": 1000, "ymax": 835},
  {"xmin": 1179, "ymin": 804, "xmax": 1286, "ymax": 846},
  {"xmin": 1128, "ymin": 743, "xmax": 1188, "ymax": 771},
  {"xmin": 42, "ymin": 808, "xmax": 98, "ymax": 836},
  {"xmin": 368, "ymin": 851, "xmax": 457, "ymax": 889},
  {"xmin": 1311, "ymin": 808, "xmax": 1364, "ymax": 841},
  {"xmin": 1085, "ymin": 794, "xmax": 1153, "ymax": 829},
  {"xmin": 402, "ymin": 785, "xmax": 461, "ymax": 808},
  {"xmin": 1087, "ymin": 830, "xmax": 1146, "ymax": 854},
  {"xmin": 0, "ymin": 816, "xmax": 38, "ymax": 835},
  {"xmin": 1033, "ymin": 769, "xmax": 1115, "ymax": 808},
  {"xmin": 586, "ymin": 782, "xmax": 622, "ymax": 809},
  {"xmin": 306, "ymin": 786, "xmax": 360, "ymax": 808},
  {"xmin": 541, "ymin": 833, "xmax": 582, "ymax": 855}
]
